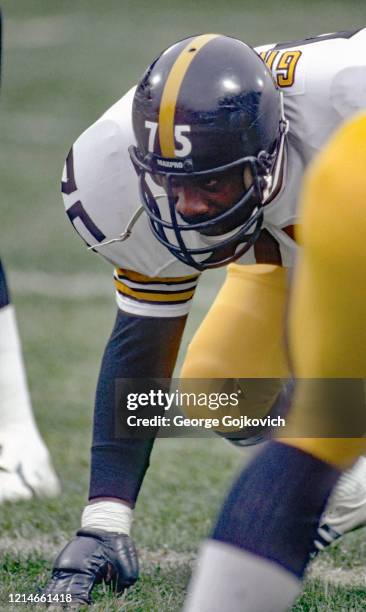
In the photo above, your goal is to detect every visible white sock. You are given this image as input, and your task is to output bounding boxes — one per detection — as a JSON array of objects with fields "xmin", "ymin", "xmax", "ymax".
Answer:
[
  {"xmin": 184, "ymin": 540, "xmax": 301, "ymax": 612},
  {"xmin": 81, "ymin": 501, "xmax": 133, "ymax": 535},
  {"xmin": 0, "ymin": 304, "xmax": 39, "ymax": 432},
  {"xmin": 0, "ymin": 304, "xmax": 60, "ymax": 499}
]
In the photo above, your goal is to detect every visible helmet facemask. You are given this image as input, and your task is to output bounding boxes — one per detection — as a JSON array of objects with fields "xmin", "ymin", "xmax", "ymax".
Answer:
[{"xmin": 129, "ymin": 146, "xmax": 281, "ymax": 270}]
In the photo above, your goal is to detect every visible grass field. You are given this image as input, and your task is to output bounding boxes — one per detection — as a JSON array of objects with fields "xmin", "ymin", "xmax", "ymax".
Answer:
[{"xmin": 1, "ymin": 1, "xmax": 366, "ymax": 610}]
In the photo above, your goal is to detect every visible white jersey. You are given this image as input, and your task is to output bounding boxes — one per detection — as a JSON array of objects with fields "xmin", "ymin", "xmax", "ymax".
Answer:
[
  {"xmin": 62, "ymin": 27, "xmax": 366, "ymax": 316},
  {"xmin": 61, "ymin": 86, "xmax": 202, "ymax": 317},
  {"xmin": 254, "ymin": 27, "xmax": 366, "ymax": 266}
]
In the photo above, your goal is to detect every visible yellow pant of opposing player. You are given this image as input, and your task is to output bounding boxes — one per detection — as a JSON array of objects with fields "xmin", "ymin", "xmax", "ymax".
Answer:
[
  {"xmin": 283, "ymin": 113, "xmax": 366, "ymax": 468},
  {"xmin": 180, "ymin": 263, "xmax": 290, "ymax": 428}
]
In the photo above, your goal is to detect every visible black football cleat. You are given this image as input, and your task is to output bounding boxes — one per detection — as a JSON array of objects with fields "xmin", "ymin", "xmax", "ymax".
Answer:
[{"xmin": 42, "ymin": 528, "xmax": 139, "ymax": 606}]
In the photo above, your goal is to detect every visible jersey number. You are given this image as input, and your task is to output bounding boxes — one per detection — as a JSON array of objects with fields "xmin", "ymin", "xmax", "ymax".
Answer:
[
  {"xmin": 260, "ymin": 28, "xmax": 362, "ymax": 88},
  {"xmin": 260, "ymin": 50, "xmax": 302, "ymax": 88},
  {"xmin": 62, "ymin": 148, "xmax": 106, "ymax": 245}
]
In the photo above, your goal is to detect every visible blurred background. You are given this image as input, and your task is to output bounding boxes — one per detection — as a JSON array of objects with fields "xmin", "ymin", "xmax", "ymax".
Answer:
[
  {"xmin": 1, "ymin": 1, "xmax": 366, "ymax": 609},
  {"xmin": 2, "ymin": 0, "xmax": 366, "ymax": 362},
  {"xmin": 2, "ymin": 0, "xmax": 366, "ymax": 275}
]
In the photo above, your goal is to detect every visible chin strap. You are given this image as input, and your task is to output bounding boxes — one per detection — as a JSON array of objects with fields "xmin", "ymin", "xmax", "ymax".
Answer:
[
  {"xmin": 87, "ymin": 206, "xmax": 145, "ymax": 251},
  {"xmin": 263, "ymin": 93, "xmax": 289, "ymax": 202}
]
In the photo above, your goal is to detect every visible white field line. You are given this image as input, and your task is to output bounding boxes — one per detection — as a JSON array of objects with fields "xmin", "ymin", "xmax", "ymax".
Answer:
[
  {"xmin": 0, "ymin": 535, "xmax": 365, "ymax": 586},
  {"xmin": 10, "ymin": 271, "xmax": 112, "ymax": 299},
  {"xmin": 0, "ymin": 535, "xmax": 194, "ymax": 568},
  {"xmin": 10, "ymin": 270, "xmax": 221, "ymax": 310},
  {"xmin": 307, "ymin": 557, "xmax": 366, "ymax": 588}
]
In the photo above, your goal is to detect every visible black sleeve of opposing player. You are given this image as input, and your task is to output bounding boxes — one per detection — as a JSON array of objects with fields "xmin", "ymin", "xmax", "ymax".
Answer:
[
  {"xmin": 89, "ymin": 309, "xmax": 187, "ymax": 506},
  {"xmin": 0, "ymin": 259, "xmax": 11, "ymax": 309}
]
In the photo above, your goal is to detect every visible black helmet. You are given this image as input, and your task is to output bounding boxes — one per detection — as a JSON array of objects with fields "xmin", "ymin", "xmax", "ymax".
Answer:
[{"xmin": 129, "ymin": 33, "xmax": 288, "ymax": 270}]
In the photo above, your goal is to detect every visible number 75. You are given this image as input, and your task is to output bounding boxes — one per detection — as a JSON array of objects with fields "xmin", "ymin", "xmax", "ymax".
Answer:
[{"xmin": 145, "ymin": 120, "xmax": 192, "ymax": 156}]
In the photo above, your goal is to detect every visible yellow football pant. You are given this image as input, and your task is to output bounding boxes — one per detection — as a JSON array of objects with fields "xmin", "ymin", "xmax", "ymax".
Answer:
[
  {"xmin": 282, "ymin": 114, "xmax": 366, "ymax": 468},
  {"xmin": 180, "ymin": 263, "xmax": 290, "ymax": 427},
  {"xmin": 181, "ymin": 114, "xmax": 366, "ymax": 467}
]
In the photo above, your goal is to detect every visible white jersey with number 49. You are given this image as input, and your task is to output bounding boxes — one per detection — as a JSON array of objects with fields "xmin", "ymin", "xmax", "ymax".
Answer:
[
  {"xmin": 255, "ymin": 26, "xmax": 366, "ymax": 265},
  {"xmin": 61, "ymin": 27, "xmax": 366, "ymax": 316}
]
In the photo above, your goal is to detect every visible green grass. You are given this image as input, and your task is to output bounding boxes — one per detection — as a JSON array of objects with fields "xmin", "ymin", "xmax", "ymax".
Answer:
[
  {"xmin": 293, "ymin": 583, "xmax": 366, "ymax": 612},
  {"xmin": 1, "ymin": 293, "xmax": 366, "ymax": 610},
  {"xmin": 1, "ymin": 1, "xmax": 366, "ymax": 610}
]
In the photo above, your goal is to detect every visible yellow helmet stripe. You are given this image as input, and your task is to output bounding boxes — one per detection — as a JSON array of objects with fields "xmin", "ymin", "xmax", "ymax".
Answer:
[{"xmin": 158, "ymin": 34, "xmax": 220, "ymax": 157}]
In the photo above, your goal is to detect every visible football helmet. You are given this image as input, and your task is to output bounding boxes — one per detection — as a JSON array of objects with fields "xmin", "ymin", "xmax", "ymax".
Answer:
[{"xmin": 130, "ymin": 34, "xmax": 288, "ymax": 270}]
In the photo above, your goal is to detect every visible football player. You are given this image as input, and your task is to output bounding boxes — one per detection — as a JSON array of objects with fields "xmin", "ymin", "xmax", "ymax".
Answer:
[
  {"xmin": 184, "ymin": 112, "xmax": 366, "ymax": 612},
  {"xmin": 43, "ymin": 31, "xmax": 366, "ymax": 604},
  {"xmin": 0, "ymin": 11, "xmax": 60, "ymax": 503}
]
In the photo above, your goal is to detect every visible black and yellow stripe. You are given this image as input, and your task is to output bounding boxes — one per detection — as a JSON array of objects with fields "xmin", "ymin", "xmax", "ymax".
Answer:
[
  {"xmin": 158, "ymin": 33, "xmax": 220, "ymax": 157},
  {"xmin": 114, "ymin": 268, "xmax": 199, "ymax": 305}
]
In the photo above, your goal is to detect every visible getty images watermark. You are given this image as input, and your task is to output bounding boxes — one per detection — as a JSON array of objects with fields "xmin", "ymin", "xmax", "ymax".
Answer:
[
  {"xmin": 114, "ymin": 380, "xmax": 288, "ymax": 437},
  {"xmin": 114, "ymin": 378, "xmax": 366, "ymax": 438}
]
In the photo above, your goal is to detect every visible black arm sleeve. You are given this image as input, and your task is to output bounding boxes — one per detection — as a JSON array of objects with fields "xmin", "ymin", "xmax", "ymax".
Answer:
[
  {"xmin": 0, "ymin": 259, "xmax": 11, "ymax": 308},
  {"xmin": 89, "ymin": 308, "xmax": 187, "ymax": 506}
]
